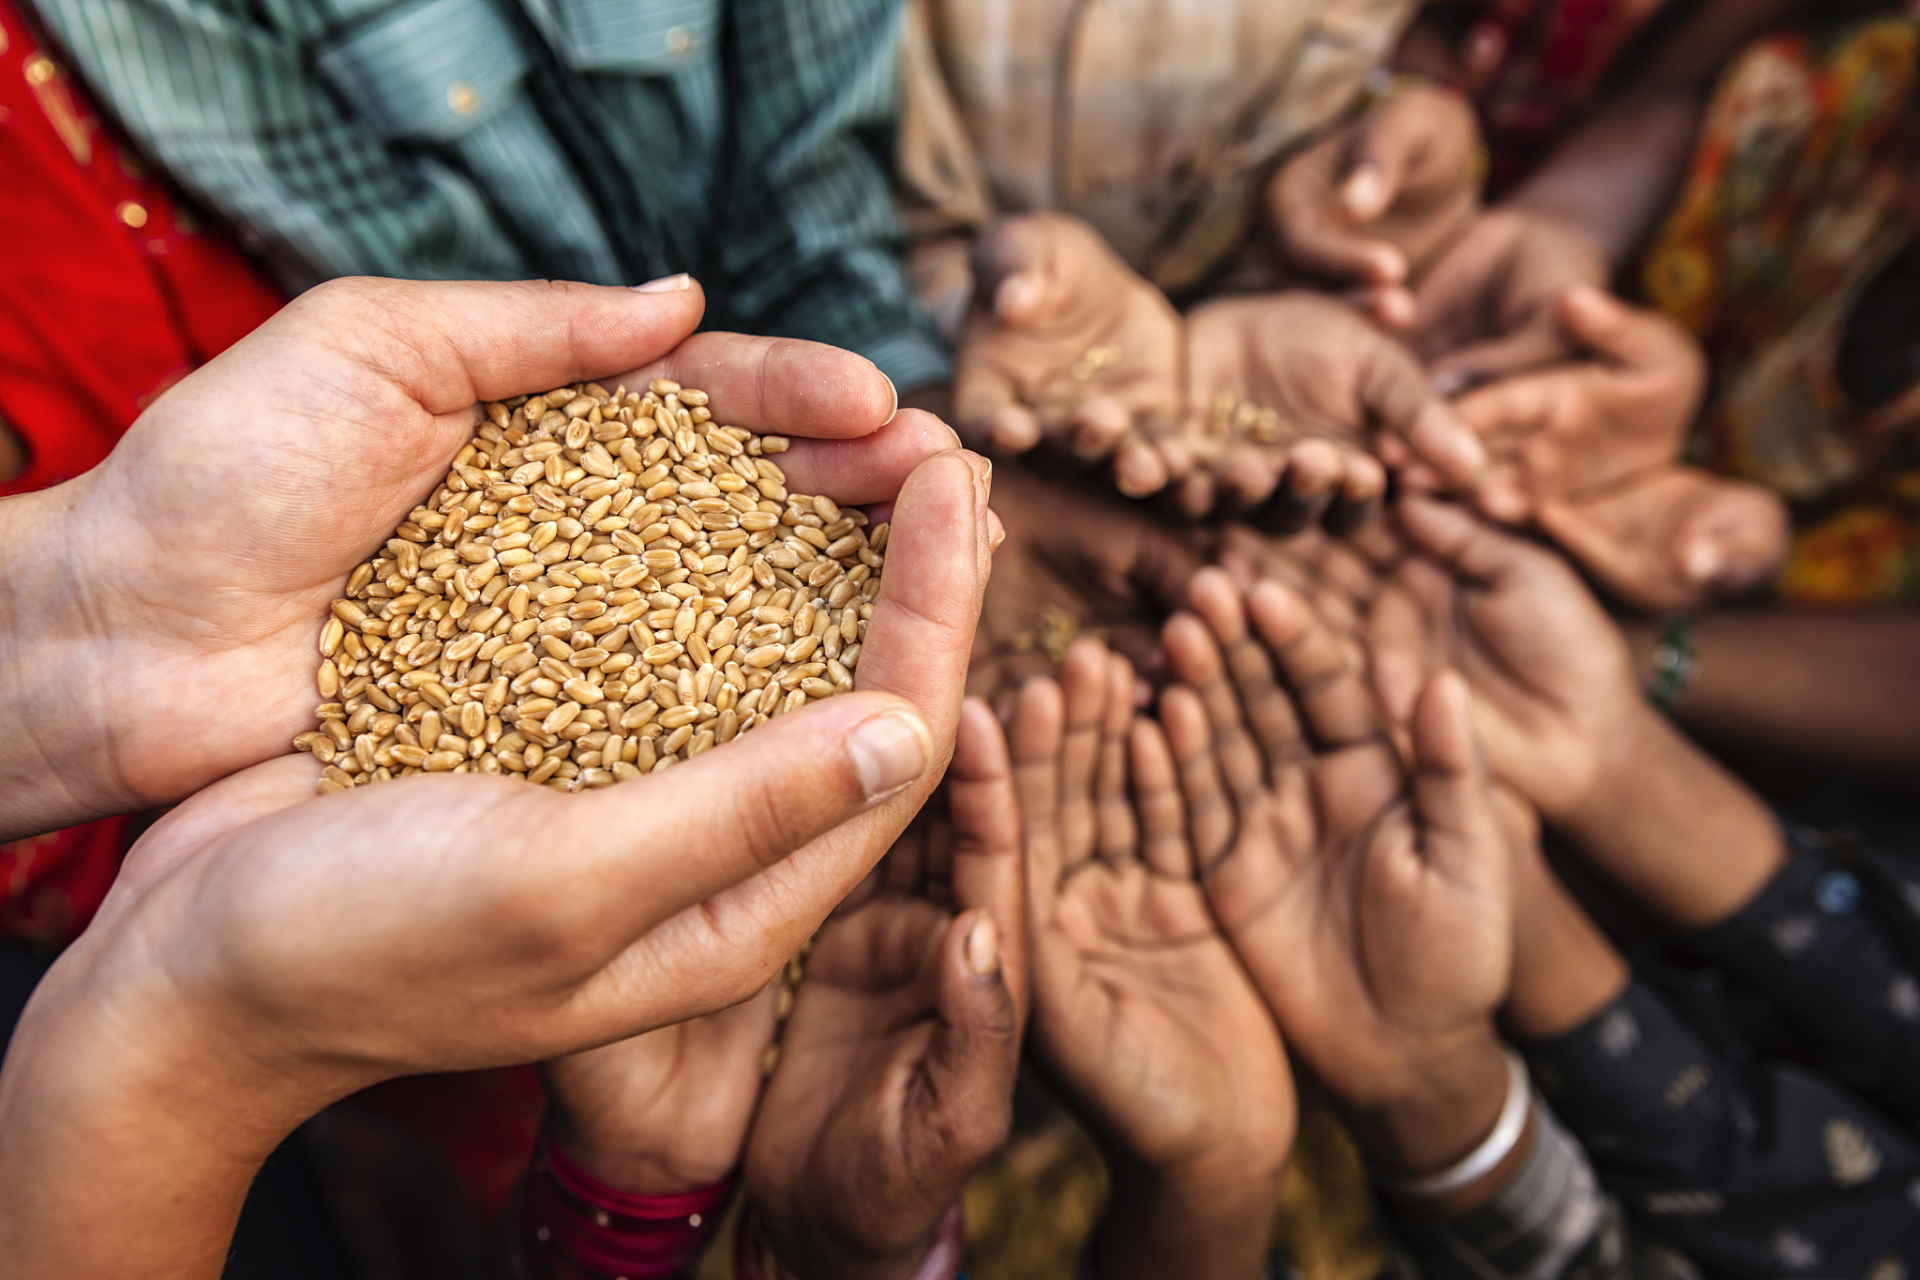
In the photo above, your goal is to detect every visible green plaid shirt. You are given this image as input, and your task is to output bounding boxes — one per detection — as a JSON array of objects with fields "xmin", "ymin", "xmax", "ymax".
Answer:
[{"xmin": 35, "ymin": 0, "xmax": 948, "ymax": 387}]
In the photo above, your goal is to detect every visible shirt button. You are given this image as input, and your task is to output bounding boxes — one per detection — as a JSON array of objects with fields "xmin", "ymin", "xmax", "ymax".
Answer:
[
  {"xmin": 446, "ymin": 81, "xmax": 480, "ymax": 116},
  {"xmin": 666, "ymin": 24, "xmax": 693, "ymax": 56},
  {"xmin": 116, "ymin": 200, "xmax": 149, "ymax": 228}
]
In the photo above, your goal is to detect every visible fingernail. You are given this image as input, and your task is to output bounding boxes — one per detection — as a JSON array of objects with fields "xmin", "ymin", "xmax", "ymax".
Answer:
[
  {"xmin": 632, "ymin": 273, "xmax": 691, "ymax": 293},
  {"xmin": 1683, "ymin": 542, "xmax": 1723, "ymax": 584},
  {"xmin": 847, "ymin": 710, "xmax": 933, "ymax": 802},
  {"xmin": 883, "ymin": 374, "xmax": 900, "ymax": 422},
  {"xmin": 964, "ymin": 913, "xmax": 1001, "ymax": 976},
  {"xmin": 1343, "ymin": 165, "xmax": 1387, "ymax": 218},
  {"xmin": 1431, "ymin": 368, "xmax": 1474, "ymax": 398},
  {"xmin": 986, "ymin": 508, "xmax": 1007, "ymax": 552}
]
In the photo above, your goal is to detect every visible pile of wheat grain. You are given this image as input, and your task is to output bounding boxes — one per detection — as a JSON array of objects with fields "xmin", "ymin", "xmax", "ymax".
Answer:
[{"xmin": 295, "ymin": 378, "xmax": 883, "ymax": 794}]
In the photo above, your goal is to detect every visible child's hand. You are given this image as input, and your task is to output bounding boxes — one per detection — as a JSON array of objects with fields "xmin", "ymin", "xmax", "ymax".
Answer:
[
  {"xmin": 1268, "ymin": 80, "xmax": 1484, "ymax": 324},
  {"xmin": 1457, "ymin": 287, "xmax": 1704, "ymax": 508},
  {"xmin": 1175, "ymin": 293, "xmax": 1485, "ymax": 527},
  {"xmin": 541, "ymin": 989, "xmax": 777, "ymax": 1196},
  {"xmin": 1407, "ymin": 209, "xmax": 1609, "ymax": 383},
  {"xmin": 954, "ymin": 213, "xmax": 1183, "ymax": 495},
  {"xmin": 1161, "ymin": 568, "xmax": 1516, "ymax": 1178},
  {"xmin": 1535, "ymin": 466, "xmax": 1789, "ymax": 612},
  {"xmin": 1017, "ymin": 639, "xmax": 1293, "ymax": 1280},
  {"xmin": 1375, "ymin": 496, "xmax": 1647, "ymax": 829},
  {"xmin": 743, "ymin": 701, "xmax": 1026, "ymax": 1280}
]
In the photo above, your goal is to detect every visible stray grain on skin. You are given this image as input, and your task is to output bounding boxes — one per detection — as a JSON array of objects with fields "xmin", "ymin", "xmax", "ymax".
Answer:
[{"xmin": 296, "ymin": 380, "xmax": 883, "ymax": 793}]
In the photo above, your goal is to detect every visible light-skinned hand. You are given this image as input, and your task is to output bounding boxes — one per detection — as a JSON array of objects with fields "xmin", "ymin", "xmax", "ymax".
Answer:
[{"xmin": 0, "ymin": 275, "xmax": 959, "ymax": 843}]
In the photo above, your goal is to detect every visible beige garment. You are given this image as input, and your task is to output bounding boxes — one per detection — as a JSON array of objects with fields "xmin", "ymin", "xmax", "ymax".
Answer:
[{"xmin": 898, "ymin": 0, "xmax": 1419, "ymax": 332}]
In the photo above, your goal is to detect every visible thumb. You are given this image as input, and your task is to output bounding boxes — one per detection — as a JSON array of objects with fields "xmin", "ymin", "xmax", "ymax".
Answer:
[
  {"xmin": 915, "ymin": 909, "xmax": 1021, "ymax": 1178},
  {"xmin": 1555, "ymin": 285, "xmax": 1691, "ymax": 371},
  {"xmin": 543, "ymin": 692, "xmax": 938, "ymax": 933},
  {"xmin": 1341, "ymin": 106, "xmax": 1423, "ymax": 223}
]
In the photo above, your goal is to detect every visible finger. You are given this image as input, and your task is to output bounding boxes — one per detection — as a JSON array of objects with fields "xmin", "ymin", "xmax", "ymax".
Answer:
[
  {"xmin": 1247, "ymin": 446, "xmax": 1339, "ymax": 536},
  {"xmin": 1177, "ymin": 572, "xmax": 1308, "ymax": 779},
  {"xmin": 1095, "ymin": 652, "xmax": 1141, "ymax": 866},
  {"xmin": 638, "ymin": 329, "xmax": 899, "ymax": 439},
  {"xmin": 1056, "ymin": 639, "xmax": 1112, "ymax": 866},
  {"xmin": 987, "ymin": 403, "xmax": 1044, "ymax": 453},
  {"xmin": 1272, "ymin": 139, "xmax": 1410, "ymax": 286},
  {"xmin": 1452, "ymin": 372, "xmax": 1556, "ymax": 448},
  {"xmin": 275, "ymin": 276, "xmax": 709, "ymax": 417},
  {"xmin": 1129, "ymin": 718, "xmax": 1196, "ymax": 880},
  {"xmin": 1368, "ymin": 578, "xmax": 1436, "ymax": 733},
  {"xmin": 772, "ymin": 409, "xmax": 964, "ymax": 505},
  {"xmin": 853, "ymin": 450, "xmax": 993, "ymax": 776},
  {"xmin": 1066, "ymin": 396, "xmax": 1132, "ymax": 458},
  {"xmin": 1009, "ymin": 677, "xmax": 1068, "ymax": 892},
  {"xmin": 1408, "ymin": 671, "xmax": 1504, "ymax": 889},
  {"xmin": 1672, "ymin": 477, "xmax": 1789, "ymax": 596},
  {"xmin": 1245, "ymin": 580, "xmax": 1379, "ymax": 749},
  {"xmin": 918, "ymin": 908, "xmax": 1021, "ymax": 1175},
  {"xmin": 1158, "ymin": 684, "xmax": 1238, "ymax": 871},
  {"xmin": 1113, "ymin": 438, "xmax": 1172, "ymax": 498},
  {"xmin": 1353, "ymin": 333, "xmax": 1487, "ymax": 485},
  {"xmin": 1351, "ymin": 283, "xmax": 1420, "ymax": 330},
  {"xmin": 1532, "ymin": 497, "xmax": 1663, "ymax": 605},
  {"xmin": 948, "ymin": 699, "xmax": 1029, "ymax": 1019},
  {"xmin": 1395, "ymin": 494, "xmax": 1540, "ymax": 588},
  {"xmin": 1555, "ymin": 284, "xmax": 1697, "ymax": 375}
]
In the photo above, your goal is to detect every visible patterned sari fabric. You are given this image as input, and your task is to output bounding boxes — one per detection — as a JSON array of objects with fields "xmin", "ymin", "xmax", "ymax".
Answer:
[{"xmin": 1641, "ymin": 13, "xmax": 1920, "ymax": 606}]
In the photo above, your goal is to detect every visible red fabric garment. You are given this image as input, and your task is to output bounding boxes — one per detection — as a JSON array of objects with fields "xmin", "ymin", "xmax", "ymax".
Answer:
[{"xmin": 0, "ymin": 0, "xmax": 283, "ymax": 949}]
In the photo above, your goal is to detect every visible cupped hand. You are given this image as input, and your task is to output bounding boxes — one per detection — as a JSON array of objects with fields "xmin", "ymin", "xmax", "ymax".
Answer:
[
  {"xmin": 1406, "ymin": 208, "xmax": 1609, "ymax": 383},
  {"xmin": 1376, "ymin": 496, "xmax": 1646, "ymax": 830},
  {"xmin": 1268, "ymin": 81, "xmax": 1483, "ymax": 323},
  {"xmin": 1, "ymin": 275, "xmax": 955, "ymax": 842},
  {"xmin": 1534, "ymin": 466, "xmax": 1789, "ymax": 612},
  {"xmin": 1177, "ymin": 293, "xmax": 1485, "ymax": 526},
  {"xmin": 952, "ymin": 213, "xmax": 1183, "ymax": 495},
  {"xmin": 742, "ymin": 700, "xmax": 1027, "ymax": 1280},
  {"xmin": 1016, "ymin": 639, "xmax": 1292, "ymax": 1280},
  {"xmin": 1457, "ymin": 286, "xmax": 1705, "ymax": 519},
  {"xmin": 1159, "ymin": 568, "xmax": 1514, "ymax": 1173}
]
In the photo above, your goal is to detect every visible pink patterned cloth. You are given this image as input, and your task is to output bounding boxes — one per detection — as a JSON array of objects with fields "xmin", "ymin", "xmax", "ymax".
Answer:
[{"xmin": 511, "ymin": 1130, "xmax": 732, "ymax": 1280}]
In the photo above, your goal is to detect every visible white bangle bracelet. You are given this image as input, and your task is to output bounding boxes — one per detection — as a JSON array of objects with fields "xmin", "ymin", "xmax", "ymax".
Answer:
[{"xmin": 1375, "ymin": 1048, "xmax": 1531, "ymax": 1198}]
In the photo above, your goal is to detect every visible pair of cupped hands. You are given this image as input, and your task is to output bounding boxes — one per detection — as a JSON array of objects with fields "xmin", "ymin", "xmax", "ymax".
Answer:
[{"xmin": 955, "ymin": 81, "xmax": 1787, "ymax": 611}]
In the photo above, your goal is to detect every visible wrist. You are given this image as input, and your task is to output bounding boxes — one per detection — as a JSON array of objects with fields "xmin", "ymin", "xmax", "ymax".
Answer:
[
  {"xmin": 0, "ymin": 946, "xmax": 317, "ymax": 1276},
  {"xmin": 1093, "ymin": 1157, "xmax": 1281, "ymax": 1280},
  {"xmin": 1343, "ymin": 1025, "xmax": 1509, "ymax": 1180},
  {"xmin": 0, "ymin": 479, "xmax": 126, "ymax": 840},
  {"xmin": 1551, "ymin": 697, "xmax": 1785, "ymax": 928}
]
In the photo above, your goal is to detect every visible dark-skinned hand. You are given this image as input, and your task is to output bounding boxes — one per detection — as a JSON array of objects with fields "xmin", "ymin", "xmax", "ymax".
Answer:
[{"xmin": 743, "ymin": 700, "xmax": 1027, "ymax": 1280}]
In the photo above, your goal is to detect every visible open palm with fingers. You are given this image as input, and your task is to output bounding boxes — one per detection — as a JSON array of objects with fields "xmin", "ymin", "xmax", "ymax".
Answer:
[
  {"xmin": 1159, "ymin": 568, "xmax": 1513, "ymax": 1152},
  {"xmin": 1017, "ymin": 639, "xmax": 1294, "ymax": 1192},
  {"xmin": 744, "ymin": 702, "xmax": 1027, "ymax": 1280}
]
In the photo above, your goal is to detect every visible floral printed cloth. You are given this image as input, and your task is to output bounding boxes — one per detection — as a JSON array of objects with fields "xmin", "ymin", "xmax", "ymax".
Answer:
[{"xmin": 1642, "ymin": 12, "xmax": 1920, "ymax": 606}]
